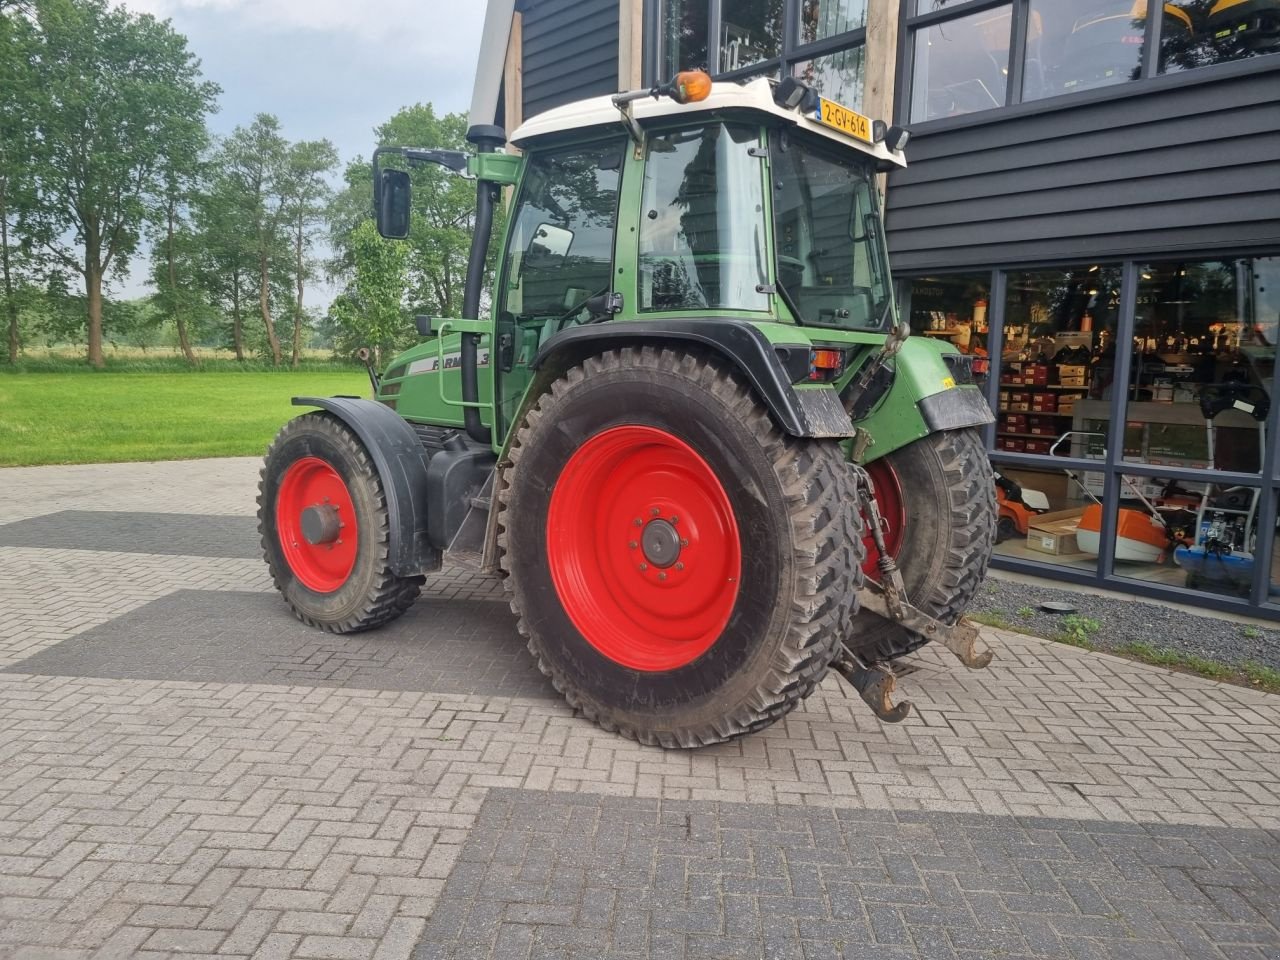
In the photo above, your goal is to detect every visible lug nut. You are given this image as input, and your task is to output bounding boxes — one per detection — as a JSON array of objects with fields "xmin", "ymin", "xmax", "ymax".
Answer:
[
  {"xmin": 670, "ymin": 516, "xmax": 679, "ymax": 524},
  {"xmin": 633, "ymin": 518, "xmax": 642, "ymax": 527},
  {"xmin": 680, "ymin": 539, "xmax": 689, "ymax": 547},
  {"xmin": 658, "ymin": 572, "xmax": 667, "ymax": 581},
  {"xmin": 639, "ymin": 563, "xmax": 648, "ymax": 571},
  {"xmin": 629, "ymin": 541, "xmax": 638, "ymax": 549},
  {"xmin": 675, "ymin": 562, "xmax": 684, "ymax": 570},
  {"xmin": 651, "ymin": 507, "xmax": 660, "ymax": 517}
]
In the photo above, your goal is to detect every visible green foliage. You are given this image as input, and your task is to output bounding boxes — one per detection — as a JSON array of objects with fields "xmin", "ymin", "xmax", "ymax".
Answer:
[
  {"xmin": 329, "ymin": 220, "xmax": 411, "ymax": 362},
  {"xmin": 1241, "ymin": 625, "xmax": 1262, "ymax": 640},
  {"xmin": 968, "ymin": 610, "xmax": 1011, "ymax": 631},
  {"xmin": 17, "ymin": 0, "xmax": 220, "ymax": 366},
  {"xmin": 1242, "ymin": 662, "xmax": 1280, "ymax": 694},
  {"xmin": 1057, "ymin": 614, "xmax": 1101, "ymax": 649},
  {"xmin": 0, "ymin": 370, "xmax": 368, "ymax": 465},
  {"xmin": 328, "ymin": 104, "xmax": 489, "ymax": 353},
  {"xmin": 1016, "ymin": 606, "xmax": 1034, "ymax": 620},
  {"xmin": 1116, "ymin": 642, "xmax": 1235, "ymax": 681}
]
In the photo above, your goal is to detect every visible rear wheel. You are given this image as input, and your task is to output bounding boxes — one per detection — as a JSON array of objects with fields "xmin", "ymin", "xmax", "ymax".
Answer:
[
  {"xmin": 258, "ymin": 412, "xmax": 422, "ymax": 633},
  {"xmin": 848, "ymin": 427, "xmax": 995, "ymax": 662},
  {"xmin": 497, "ymin": 347, "xmax": 863, "ymax": 748}
]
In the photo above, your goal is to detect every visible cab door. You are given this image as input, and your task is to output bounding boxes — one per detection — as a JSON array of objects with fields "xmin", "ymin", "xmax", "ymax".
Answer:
[{"xmin": 493, "ymin": 136, "xmax": 627, "ymax": 441}]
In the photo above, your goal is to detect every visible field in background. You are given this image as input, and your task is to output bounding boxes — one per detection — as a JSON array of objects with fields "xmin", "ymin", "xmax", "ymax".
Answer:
[{"xmin": 0, "ymin": 370, "xmax": 370, "ymax": 466}]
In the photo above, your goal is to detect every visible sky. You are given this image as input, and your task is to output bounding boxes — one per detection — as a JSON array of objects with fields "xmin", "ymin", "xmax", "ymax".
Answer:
[{"xmin": 112, "ymin": 0, "xmax": 489, "ymax": 303}]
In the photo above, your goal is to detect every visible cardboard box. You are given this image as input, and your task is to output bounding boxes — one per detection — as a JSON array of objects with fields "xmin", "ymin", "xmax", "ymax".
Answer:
[
  {"xmin": 1058, "ymin": 365, "xmax": 1087, "ymax": 379},
  {"xmin": 1031, "ymin": 395, "xmax": 1058, "ymax": 412},
  {"xmin": 1024, "ymin": 439, "xmax": 1052, "ymax": 454},
  {"xmin": 1059, "ymin": 375, "xmax": 1088, "ymax": 388},
  {"xmin": 1009, "ymin": 402, "xmax": 1029, "ymax": 412},
  {"xmin": 1026, "ymin": 508, "xmax": 1086, "ymax": 556},
  {"xmin": 999, "ymin": 438, "xmax": 1026, "ymax": 452}
]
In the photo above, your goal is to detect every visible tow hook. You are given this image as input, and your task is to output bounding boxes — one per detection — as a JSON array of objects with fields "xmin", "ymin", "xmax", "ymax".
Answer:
[{"xmin": 831, "ymin": 650, "xmax": 912, "ymax": 723}]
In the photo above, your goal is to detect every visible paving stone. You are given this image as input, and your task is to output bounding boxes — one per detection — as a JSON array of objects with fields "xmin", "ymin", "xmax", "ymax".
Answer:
[
  {"xmin": 3, "ymin": 590, "xmax": 554, "ymax": 699},
  {"xmin": 409, "ymin": 788, "xmax": 1280, "ymax": 959}
]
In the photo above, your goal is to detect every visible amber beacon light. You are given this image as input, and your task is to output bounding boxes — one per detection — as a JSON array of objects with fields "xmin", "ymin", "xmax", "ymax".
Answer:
[{"xmin": 669, "ymin": 70, "xmax": 712, "ymax": 104}]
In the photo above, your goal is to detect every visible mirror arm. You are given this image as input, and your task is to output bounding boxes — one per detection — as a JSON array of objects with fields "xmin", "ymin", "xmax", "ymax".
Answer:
[
  {"xmin": 611, "ymin": 95, "xmax": 646, "ymax": 146},
  {"xmin": 404, "ymin": 148, "xmax": 470, "ymax": 174}
]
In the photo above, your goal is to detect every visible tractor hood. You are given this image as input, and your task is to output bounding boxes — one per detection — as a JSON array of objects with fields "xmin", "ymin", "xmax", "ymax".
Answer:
[{"xmin": 509, "ymin": 77, "xmax": 906, "ymax": 170}]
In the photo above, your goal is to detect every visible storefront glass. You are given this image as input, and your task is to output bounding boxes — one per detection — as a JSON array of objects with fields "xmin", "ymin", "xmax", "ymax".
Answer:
[
  {"xmin": 998, "ymin": 266, "xmax": 1122, "ymax": 458},
  {"xmin": 907, "ymin": 273, "xmax": 992, "ymax": 356},
  {"xmin": 800, "ymin": 0, "xmax": 867, "ymax": 44},
  {"xmin": 1122, "ymin": 259, "xmax": 1279, "ymax": 472},
  {"xmin": 1161, "ymin": 0, "xmax": 1280, "ymax": 74},
  {"xmin": 719, "ymin": 0, "xmax": 785, "ymax": 73},
  {"xmin": 661, "ymin": 0, "xmax": 710, "ymax": 76},
  {"xmin": 793, "ymin": 46, "xmax": 865, "ymax": 108},
  {"xmin": 909, "ymin": 4, "xmax": 1012, "ymax": 122},
  {"xmin": 1113, "ymin": 476, "xmax": 1265, "ymax": 599},
  {"xmin": 1022, "ymin": 0, "xmax": 1146, "ymax": 102},
  {"xmin": 992, "ymin": 463, "xmax": 1100, "ymax": 572}
]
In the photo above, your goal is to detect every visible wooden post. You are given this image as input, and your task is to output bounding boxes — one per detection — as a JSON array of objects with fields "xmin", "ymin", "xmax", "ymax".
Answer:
[{"xmin": 618, "ymin": 0, "xmax": 643, "ymax": 89}]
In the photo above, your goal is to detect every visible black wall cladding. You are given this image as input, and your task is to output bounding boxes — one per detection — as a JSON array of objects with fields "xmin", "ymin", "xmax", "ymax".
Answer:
[
  {"xmin": 520, "ymin": 0, "xmax": 620, "ymax": 121},
  {"xmin": 884, "ymin": 60, "xmax": 1280, "ymax": 271}
]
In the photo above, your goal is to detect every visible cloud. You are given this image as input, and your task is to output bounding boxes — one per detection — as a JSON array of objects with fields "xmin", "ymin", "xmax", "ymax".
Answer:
[{"xmin": 119, "ymin": 0, "xmax": 487, "ymax": 64}]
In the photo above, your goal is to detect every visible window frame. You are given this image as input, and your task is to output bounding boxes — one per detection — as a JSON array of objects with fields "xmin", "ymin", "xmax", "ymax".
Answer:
[
  {"xmin": 898, "ymin": 0, "xmax": 1277, "ymax": 127},
  {"xmin": 646, "ymin": 0, "xmax": 870, "ymax": 106}
]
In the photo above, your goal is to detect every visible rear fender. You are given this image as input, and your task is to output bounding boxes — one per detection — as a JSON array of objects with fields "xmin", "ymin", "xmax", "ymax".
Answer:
[
  {"xmin": 292, "ymin": 397, "xmax": 441, "ymax": 576},
  {"xmin": 528, "ymin": 319, "xmax": 854, "ymax": 440}
]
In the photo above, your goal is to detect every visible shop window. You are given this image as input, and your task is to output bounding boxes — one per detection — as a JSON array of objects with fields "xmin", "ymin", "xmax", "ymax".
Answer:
[
  {"xmin": 907, "ymin": 274, "xmax": 991, "ymax": 357},
  {"xmin": 1112, "ymin": 475, "xmax": 1265, "ymax": 599},
  {"xmin": 719, "ymin": 0, "xmax": 785, "ymax": 72},
  {"xmin": 661, "ymin": 0, "xmax": 710, "ymax": 76},
  {"xmin": 800, "ymin": 0, "xmax": 867, "ymax": 44},
  {"xmin": 992, "ymin": 463, "xmax": 1100, "ymax": 572},
  {"xmin": 1161, "ymin": 0, "xmax": 1280, "ymax": 74},
  {"xmin": 1122, "ymin": 259, "xmax": 1279, "ymax": 472},
  {"xmin": 1022, "ymin": 0, "xmax": 1151, "ymax": 102},
  {"xmin": 998, "ymin": 266, "xmax": 1123, "ymax": 459},
  {"xmin": 909, "ymin": 4, "xmax": 1012, "ymax": 122},
  {"xmin": 792, "ymin": 46, "xmax": 865, "ymax": 109}
]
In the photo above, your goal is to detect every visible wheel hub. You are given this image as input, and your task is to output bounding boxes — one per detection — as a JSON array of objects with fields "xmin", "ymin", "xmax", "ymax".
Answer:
[
  {"xmin": 300, "ymin": 503, "xmax": 342, "ymax": 545},
  {"xmin": 641, "ymin": 518, "xmax": 681, "ymax": 568}
]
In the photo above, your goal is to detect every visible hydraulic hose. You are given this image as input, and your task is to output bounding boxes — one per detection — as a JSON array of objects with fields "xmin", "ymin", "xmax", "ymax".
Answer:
[{"xmin": 460, "ymin": 125, "xmax": 506, "ymax": 445}]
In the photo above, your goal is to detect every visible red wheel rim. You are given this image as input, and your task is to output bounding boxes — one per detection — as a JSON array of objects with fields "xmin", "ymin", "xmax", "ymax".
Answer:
[
  {"xmin": 862, "ymin": 458, "xmax": 906, "ymax": 579},
  {"xmin": 276, "ymin": 456, "xmax": 359, "ymax": 593},
  {"xmin": 546, "ymin": 425, "xmax": 742, "ymax": 672}
]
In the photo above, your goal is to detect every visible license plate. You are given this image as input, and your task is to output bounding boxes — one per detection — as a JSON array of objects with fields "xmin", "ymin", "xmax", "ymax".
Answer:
[{"xmin": 813, "ymin": 97, "xmax": 872, "ymax": 143}]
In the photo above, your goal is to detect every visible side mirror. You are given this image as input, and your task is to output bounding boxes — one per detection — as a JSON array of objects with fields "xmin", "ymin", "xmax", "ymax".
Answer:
[
  {"xmin": 376, "ymin": 169, "xmax": 411, "ymax": 239},
  {"xmin": 527, "ymin": 223, "xmax": 573, "ymax": 260}
]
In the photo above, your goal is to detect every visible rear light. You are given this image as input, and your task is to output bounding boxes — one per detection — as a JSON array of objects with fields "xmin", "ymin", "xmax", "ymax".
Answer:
[{"xmin": 808, "ymin": 348, "xmax": 845, "ymax": 383}]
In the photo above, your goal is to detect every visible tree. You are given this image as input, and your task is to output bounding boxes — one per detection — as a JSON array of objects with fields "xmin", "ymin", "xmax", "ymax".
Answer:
[
  {"xmin": 278, "ymin": 139, "xmax": 338, "ymax": 367},
  {"xmin": 193, "ymin": 168, "xmax": 256, "ymax": 360},
  {"xmin": 20, "ymin": 0, "xmax": 219, "ymax": 367},
  {"xmin": 213, "ymin": 115, "xmax": 294, "ymax": 365},
  {"xmin": 330, "ymin": 105, "xmax": 477, "ymax": 323},
  {"xmin": 0, "ymin": 7, "xmax": 37, "ymax": 363},
  {"xmin": 328, "ymin": 220, "xmax": 410, "ymax": 364}
]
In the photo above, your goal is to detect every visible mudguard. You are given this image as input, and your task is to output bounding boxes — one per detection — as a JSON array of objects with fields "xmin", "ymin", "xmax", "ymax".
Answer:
[
  {"xmin": 292, "ymin": 397, "xmax": 441, "ymax": 576},
  {"xmin": 531, "ymin": 319, "xmax": 855, "ymax": 439}
]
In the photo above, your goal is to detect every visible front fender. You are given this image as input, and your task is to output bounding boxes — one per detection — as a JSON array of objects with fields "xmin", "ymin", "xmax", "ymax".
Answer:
[
  {"xmin": 291, "ymin": 396, "xmax": 440, "ymax": 576},
  {"xmin": 531, "ymin": 319, "xmax": 854, "ymax": 439}
]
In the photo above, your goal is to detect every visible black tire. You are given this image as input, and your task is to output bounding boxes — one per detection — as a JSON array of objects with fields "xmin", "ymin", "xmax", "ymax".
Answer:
[
  {"xmin": 847, "ymin": 427, "xmax": 996, "ymax": 662},
  {"xmin": 258, "ymin": 412, "xmax": 422, "ymax": 633},
  {"xmin": 496, "ymin": 346, "xmax": 864, "ymax": 748}
]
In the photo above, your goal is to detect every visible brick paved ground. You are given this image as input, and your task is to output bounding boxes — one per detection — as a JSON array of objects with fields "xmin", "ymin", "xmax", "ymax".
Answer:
[{"xmin": 0, "ymin": 458, "xmax": 1277, "ymax": 960}]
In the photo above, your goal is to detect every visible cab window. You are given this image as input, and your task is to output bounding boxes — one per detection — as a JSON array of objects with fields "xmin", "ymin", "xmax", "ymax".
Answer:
[{"xmin": 638, "ymin": 123, "xmax": 771, "ymax": 313}]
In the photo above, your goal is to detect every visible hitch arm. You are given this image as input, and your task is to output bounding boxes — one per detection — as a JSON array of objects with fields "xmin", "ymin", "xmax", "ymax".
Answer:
[{"xmin": 857, "ymin": 581, "xmax": 993, "ymax": 670}]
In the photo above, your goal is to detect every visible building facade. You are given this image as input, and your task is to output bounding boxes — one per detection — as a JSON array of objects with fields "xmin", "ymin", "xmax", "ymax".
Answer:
[{"xmin": 479, "ymin": 0, "xmax": 1280, "ymax": 618}]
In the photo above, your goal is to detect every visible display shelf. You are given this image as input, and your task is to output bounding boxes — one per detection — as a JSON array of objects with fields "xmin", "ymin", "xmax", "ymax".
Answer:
[
  {"xmin": 921, "ymin": 329, "xmax": 962, "ymax": 337},
  {"xmin": 995, "ymin": 432, "xmax": 1069, "ymax": 440}
]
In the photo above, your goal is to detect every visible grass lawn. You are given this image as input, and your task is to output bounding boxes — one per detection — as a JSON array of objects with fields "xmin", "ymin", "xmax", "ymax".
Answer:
[{"xmin": 0, "ymin": 371, "xmax": 370, "ymax": 466}]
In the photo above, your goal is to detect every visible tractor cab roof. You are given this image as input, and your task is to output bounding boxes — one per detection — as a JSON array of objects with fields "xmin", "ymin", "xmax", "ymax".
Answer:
[{"xmin": 509, "ymin": 77, "xmax": 906, "ymax": 170}]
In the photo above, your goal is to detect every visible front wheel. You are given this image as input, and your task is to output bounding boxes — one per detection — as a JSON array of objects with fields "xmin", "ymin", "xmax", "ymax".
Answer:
[
  {"xmin": 848, "ymin": 428, "xmax": 996, "ymax": 661},
  {"xmin": 497, "ymin": 347, "xmax": 864, "ymax": 748},
  {"xmin": 258, "ymin": 412, "xmax": 422, "ymax": 633}
]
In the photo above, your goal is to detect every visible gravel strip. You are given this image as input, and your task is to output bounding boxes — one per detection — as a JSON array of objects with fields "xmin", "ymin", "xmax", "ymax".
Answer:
[{"xmin": 973, "ymin": 574, "xmax": 1280, "ymax": 672}]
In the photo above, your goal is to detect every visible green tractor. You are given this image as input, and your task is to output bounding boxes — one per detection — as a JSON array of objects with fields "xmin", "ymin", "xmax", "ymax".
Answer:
[{"xmin": 258, "ymin": 71, "xmax": 997, "ymax": 747}]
